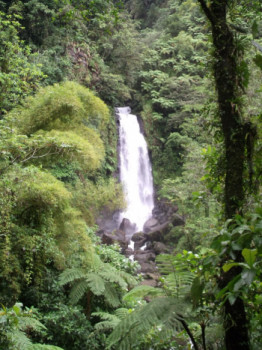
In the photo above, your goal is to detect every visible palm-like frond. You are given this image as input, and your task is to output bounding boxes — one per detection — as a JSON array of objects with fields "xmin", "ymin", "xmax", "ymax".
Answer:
[
  {"xmin": 92, "ymin": 308, "xmax": 130, "ymax": 332},
  {"xmin": 114, "ymin": 308, "xmax": 130, "ymax": 320},
  {"xmin": 164, "ymin": 271, "xmax": 195, "ymax": 298},
  {"xmin": 104, "ymin": 282, "xmax": 121, "ymax": 308},
  {"xmin": 92, "ymin": 312, "xmax": 120, "ymax": 331},
  {"xmin": 9, "ymin": 329, "xmax": 32, "ymax": 350},
  {"xmin": 29, "ymin": 344, "xmax": 64, "ymax": 350},
  {"xmin": 19, "ymin": 316, "xmax": 46, "ymax": 332},
  {"xmin": 106, "ymin": 297, "xmax": 185, "ymax": 350},
  {"xmin": 119, "ymin": 270, "xmax": 138, "ymax": 287},
  {"xmin": 58, "ymin": 268, "xmax": 85, "ymax": 286},
  {"xmin": 86, "ymin": 272, "xmax": 106, "ymax": 296},
  {"xmin": 100, "ymin": 264, "xmax": 128, "ymax": 290},
  {"xmin": 69, "ymin": 279, "xmax": 90, "ymax": 304},
  {"xmin": 123, "ymin": 285, "xmax": 164, "ymax": 303}
]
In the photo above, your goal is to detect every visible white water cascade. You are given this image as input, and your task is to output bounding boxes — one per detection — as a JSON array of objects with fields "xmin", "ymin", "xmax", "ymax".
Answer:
[{"xmin": 117, "ymin": 107, "xmax": 154, "ymax": 237}]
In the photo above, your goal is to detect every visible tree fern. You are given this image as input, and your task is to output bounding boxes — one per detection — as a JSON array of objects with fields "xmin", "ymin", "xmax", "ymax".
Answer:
[
  {"xmin": 29, "ymin": 345, "xmax": 64, "ymax": 350},
  {"xmin": 123, "ymin": 285, "xmax": 164, "ymax": 303},
  {"xmin": 86, "ymin": 273, "xmax": 106, "ymax": 296},
  {"xmin": 59, "ymin": 253, "xmax": 138, "ymax": 309},
  {"xmin": 92, "ymin": 312, "xmax": 121, "ymax": 331},
  {"xmin": 69, "ymin": 279, "xmax": 90, "ymax": 305},
  {"xmin": 58, "ymin": 268, "xmax": 86, "ymax": 286},
  {"xmin": 104, "ymin": 282, "xmax": 121, "ymax": 308},
  {"xmin": 106, "ymin": 297, "xmax": 185, "ymax": 350}
]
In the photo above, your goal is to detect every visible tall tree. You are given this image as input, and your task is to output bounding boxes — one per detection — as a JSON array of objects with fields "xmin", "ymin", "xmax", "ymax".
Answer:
[{"xmin": 196, "ymin": 1, "xmax": 258, "ymax": 349}]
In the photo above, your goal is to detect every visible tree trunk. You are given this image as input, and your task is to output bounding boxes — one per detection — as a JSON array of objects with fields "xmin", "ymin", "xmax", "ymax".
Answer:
[{"xmin": 197, "ymin": 1, "xmax": 250, "ymax": 349}]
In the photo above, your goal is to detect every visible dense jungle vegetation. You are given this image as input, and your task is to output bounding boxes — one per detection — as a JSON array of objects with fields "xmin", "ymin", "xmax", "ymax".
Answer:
[{"xmin": 0, "ymin": 0, "xmax": 261, "ymax": 349}]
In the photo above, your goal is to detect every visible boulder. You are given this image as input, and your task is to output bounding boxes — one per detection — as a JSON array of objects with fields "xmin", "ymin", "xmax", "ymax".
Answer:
[
  {"xmin": 138, "ymin": 262, "xmax": 157, "ymax": 274},
  {"xmin": 101, "ymin": 230, "xmax": 128, "ymax": 250},
  {"xmin": 153, "ymin": 241, "xmax": 169, "ymax": 255},
  {"xmin": 134, "ymin": 251, "xmax": 156, "ymax": 263},
  {"xmin": 131, "ymin": 231, "xmax": 145, "ymax": 242},
  {"xmin": 140, "ymin": 279, "xmax": 158, "ymax": 287},
  {"xmin": 143, "ymin": 218, "xmax": 159, "ymax": 233},
  {"xmin": 144, "ymin": 221, "xmax": 172, "ymax": 242},
  {"xmin": 134, "ymin": 239, "xmax": 147, "ymax": 250},
  {"xmin": 119, "ymin": 218, "xmax": 136, "ymax": 237},
  {"xmin": 172, "ymin": 214, "xmax": 185, "ymax": 227}
]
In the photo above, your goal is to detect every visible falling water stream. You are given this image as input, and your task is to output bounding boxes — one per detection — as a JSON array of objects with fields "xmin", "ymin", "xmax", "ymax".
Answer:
[{"xmin": 117, "ymin": 107, "xmax": 154, "ymax": 245}]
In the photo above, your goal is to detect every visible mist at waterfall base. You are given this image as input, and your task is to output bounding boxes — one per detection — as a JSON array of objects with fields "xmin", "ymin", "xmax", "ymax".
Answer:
[{"xmin": 117, "ymin": 107, "xmax": 154, "ymax": 243}]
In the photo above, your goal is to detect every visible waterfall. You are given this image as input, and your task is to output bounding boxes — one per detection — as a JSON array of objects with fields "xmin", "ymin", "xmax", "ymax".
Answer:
[{"xmin": 117, "ymin": 107, "xmax": 154, "ymax": 236}]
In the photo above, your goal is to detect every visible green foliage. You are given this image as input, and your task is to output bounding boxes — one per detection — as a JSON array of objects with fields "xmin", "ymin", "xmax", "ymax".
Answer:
[
  {"xmin": 0, "ymin": 303, "xmax": 59, "ymax": 350},
  {"xmin": 34, "ymin": 304, "xmax": 103, "ymax": 350},
  {"xmin": 0, "ymin": 12, "xmax": 45, "ymax": 114},
  {"xmin": 59, "ymin": 253, "xmax": 138, "ymax": 310},
  {"xmin": 69, "ymin": 177, "xmax": 125, "ymax": 225},
  {"xmin": 9, "ymin": 81, "xmax": 109, "ymax": 135}
]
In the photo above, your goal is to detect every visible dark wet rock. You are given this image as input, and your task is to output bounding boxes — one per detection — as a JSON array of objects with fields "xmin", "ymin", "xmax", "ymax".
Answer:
[
  {"xmin": 132, "ymin": 231, "xmax": 145, "ymax": 242},
  {"xmin": 101, "ymin": 230, "xmax": 128, "ymax": 250},
  {"xmin": 140, "ymin": 279, "xmax": 158, "ymax": 287},
  {"xmin": 134, "ymin": 251, "xmax": 156, "ymax": 263},
  {"xmin": 138, "ymin": 262, "xmax": 157, "ymax": 274},
  {"xmin": 125, "ymin": 248, "xmax": 134, "ymax": 257},
  {"xmin": 144, "ymin": 221, "xmax": 172, "ymax": 242},
  {"xmin": 119, "ymin": 218, "xmax": 136, "ymax": 237},
  {"xmin": 153, "ymin": 241, "xmax": 169, "ymax": 255},
  {"xmin": 143, "ymin": 218, "xmax": 159, "ymax": 233},
  {"xmin": 172, "ymin": 214, "xmax": 185, "ymax": 226},
  {"xmin": 134, "ymin": 239, "xmax": 147, "ymax": 250}
]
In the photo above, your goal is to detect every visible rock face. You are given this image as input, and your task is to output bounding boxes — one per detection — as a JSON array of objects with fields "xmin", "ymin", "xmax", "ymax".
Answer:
[
  {"xmin": 119, "ymin": 218, "xmax": 136, "ymax": 239},
  {"xmin": 100, "ymin": 229, "xmax": 129, "ymax": 252},
  {"xmin": 96, "ymin": 197, "xmax": 185, "ymax": 288}
]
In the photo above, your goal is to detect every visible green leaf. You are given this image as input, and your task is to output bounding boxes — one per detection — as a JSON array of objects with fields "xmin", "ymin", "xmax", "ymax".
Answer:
[
  {"xmin": 228, "ymin": 293, "xmax": 237, "ymax": 305},
  {"xmin": 222, "ymin": 262, "xmax": 239, "ymax": 272},
  {"xmin": 253, "ymin": 54, "xmax": 262, "ymax": 71},
  {"xmin": 242, "ymin": 248, "xmax": 257, "ymax": 267},
  {"xmin": 252, "ymin": 20, "xmax": 259, "ymax": 39},
  {"xmin": 241, "ymin": 269, "xmax": 256, "ymax": 285},
  {"xmin": 191, "ymin": 277, "xmax": 204, "ymax": 309}
]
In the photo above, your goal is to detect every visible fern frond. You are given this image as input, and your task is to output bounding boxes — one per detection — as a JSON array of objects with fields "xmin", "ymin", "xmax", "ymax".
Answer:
[
  {"xmin": 100, "ymin": 265, "xmax": 128, "ymax": 290},
  {"xmin": 104, "ymin": 282, "xmax": 121, "ymax": 308},
  {"xmin": 29, "ymin": 344, "xmax": 64, "ymax": 350},
  {"xmin": 69, "ymin": 279, "xmax": 89, "ymax": 304},
  {"xmin": 86, "ymin": 272, "xmax": 105, "ymax": 296},
  {"xmin": 119, "ymin": 270, "xmax": 138, "ymax": 287},
  {"xmin": 58, "ymin": 268, "xmax": 85, "ymax": 286},
  {"xmin": 92, "ymin": 312, "xmax": 120, "ymax": 331},
  {"xmin": 156, "ymin": 254, "xmax": 175, "ymax": 275},
  {"xmin": 89, "ymin": 253, "xmax": 103, "ymax": 271},
  {"xmin": 19, "ymin": 316, "xmax": 46, "ymax": 332},
  {"xmin": 92, "ymin": 311, "xmax": 118, "ymax": 321},
  {"xmin": 9, "ymin": 329, "xmax": 32, "ymax": 350},
  {"xmin": 164, "ymin": 271, "xmax": 195, "ymax": 298},
  {"xmin": 94, "ymin": 319, "xmax": 120, "ymax": 331},
  {"xmin": 114, "ymin": 308, "xmax": 130, "ymax": 320},
  {"xmin": 123, "ymin": 285, "xmax": 164, "ymax": 303},
  {"xmin": 107, "ymin": 297, "xmax": 185, "ymax": 350}
]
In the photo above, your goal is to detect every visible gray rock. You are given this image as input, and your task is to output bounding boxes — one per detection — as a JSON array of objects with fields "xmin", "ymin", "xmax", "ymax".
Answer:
[
  {"xmin": 153, "ymin": 241, "xmax": 169, "ymax": 255},
  {"xmin": 172, "ymin": 214, "xmax": 185, "ymax": 226},
  {"xmin": 132, "ymin": 231, "xmax": 145, "ymax": 242},
  {"xmin": 134, "ymin": 251, "xmax": 156, "ymax": 263},
  {"xmin": 144, "ymin": 221, "xmax": 172, "ymax": 242},
  {"xmin": 101, "ymin": 231, "xmax": 128, "ymax": 250},
  {"xmin": 143, "ymin": 217, "xmax": 159, "ymax": 233},
  {"xmin": 134, "ymin": 239, "xmax": 147, "ymax": 250},
  {"xmin": 139, "ymin": 262, "xmax": 157, "ymax": 274},
  {"xmin": 140, "ymin": 279, "xmax": 158, "ymax": 287}
]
